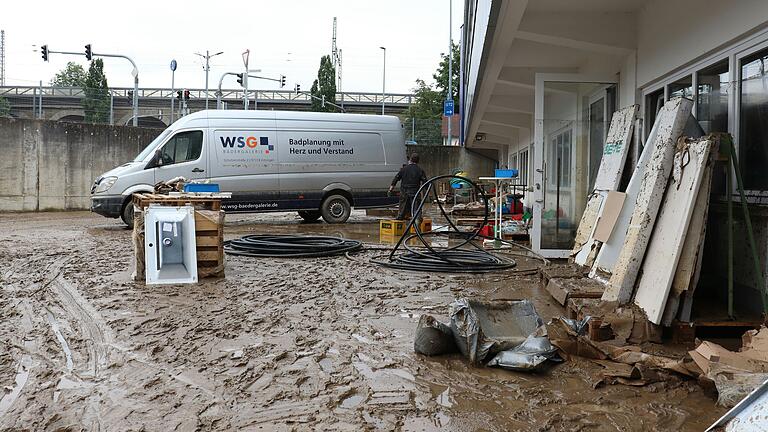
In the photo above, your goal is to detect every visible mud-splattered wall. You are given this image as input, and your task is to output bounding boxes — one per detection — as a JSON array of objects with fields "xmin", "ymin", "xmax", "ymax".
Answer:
[
  {"xmin": 0, "ymin": 118, "xmax": 498, "ymax": 211},
  {"xmin": 0, "ymin": 118, "xmax": 162, "ymax": 211}
]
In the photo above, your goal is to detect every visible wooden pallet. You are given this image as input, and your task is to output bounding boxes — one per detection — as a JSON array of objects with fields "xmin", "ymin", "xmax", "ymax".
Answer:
[
  {"xmin": 195, "ymin": 210, "xmax": 225, "ymax": 278},
  {"xmin": 132, "ymin": 192, "xmax": 226, "ymax": 211}
]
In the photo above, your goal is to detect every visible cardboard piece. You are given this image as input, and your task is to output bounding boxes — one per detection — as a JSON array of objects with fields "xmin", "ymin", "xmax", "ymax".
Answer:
[
  {"xmin": 593, "ymin": 191, "xmax": 626, "ymax": 242},
  {"xmin": 603, "ymin": 98, "xmax": 694, "ymax": 304},
  {"xmin": 690, "ymin": 340, "xmax": 768, "ymax": 376},
  {"xmin": 634, "ymin": 139, "xmax": 712, "ymax": 324}
]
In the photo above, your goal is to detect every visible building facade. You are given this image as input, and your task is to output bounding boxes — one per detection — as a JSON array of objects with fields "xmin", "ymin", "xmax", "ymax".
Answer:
[{"xmin": 462, "ymin": 0, "xmax": 768, "ymax": 258}]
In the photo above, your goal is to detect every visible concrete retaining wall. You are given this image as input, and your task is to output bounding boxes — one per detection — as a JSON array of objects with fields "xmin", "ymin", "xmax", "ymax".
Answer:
[
  {"xmin": 0, "ymin": 118, "xmax": 162, "ymax": 211},
  {"xmin": 406, "ymin": 144, "xmax": 497, "ymax": 180},
  {"xmin": 0, "ymin": 118, "xmax": 498, "ymax": 211}
]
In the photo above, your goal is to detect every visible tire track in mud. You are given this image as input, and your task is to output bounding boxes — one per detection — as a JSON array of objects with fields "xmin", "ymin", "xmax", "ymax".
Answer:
[{"xmin": 49, "ymin": 276, "xmax": 112, "ymax": 377}]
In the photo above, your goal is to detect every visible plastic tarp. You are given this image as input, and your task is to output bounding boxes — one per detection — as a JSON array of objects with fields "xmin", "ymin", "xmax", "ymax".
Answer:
[{"xmin": 449, "ymin": 298, "xmax": 543, "ymax": 365}]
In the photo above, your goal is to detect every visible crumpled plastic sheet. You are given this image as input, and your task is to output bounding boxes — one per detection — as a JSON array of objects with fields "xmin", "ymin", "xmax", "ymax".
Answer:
[
  {"xmin": 414, "ymin": 314, "xmax": 458, "ymax": 356},
  {"xmin": 560, "ymin": 315, "xmax": 592, "ymax": 336},
  {"xmin": 486, "ymin": 334, "xmax": 561, "ymax": 371},
  {"xmin": 450, "ymin": 298, "xmax": 543, "ymax": 365}
]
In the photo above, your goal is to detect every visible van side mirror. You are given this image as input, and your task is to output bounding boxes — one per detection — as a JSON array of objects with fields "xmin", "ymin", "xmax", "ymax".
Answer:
[{"xmin": 146, "ymin": 148, "xmax": 163, "ymax": 169}]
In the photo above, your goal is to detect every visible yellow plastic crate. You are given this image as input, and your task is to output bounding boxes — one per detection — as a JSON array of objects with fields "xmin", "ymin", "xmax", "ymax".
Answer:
[{"xmin": 380, "ymin": 220, "xmax": 407, "ymax": 236}]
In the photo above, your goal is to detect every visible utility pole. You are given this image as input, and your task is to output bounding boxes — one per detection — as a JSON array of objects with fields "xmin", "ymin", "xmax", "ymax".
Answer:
[
  {"xmin": 242, "ymin": 50, "xmax": 250, "ymax": 109},
  {"xmin": 0, "ymin": 30, "xmax": 5, "ymax": 86},
  {"xmin": 195, "ymin": 50, "xmax": 223, "ymax": 109},
  {"xmin": 447, "ymin": 0, "xmax": 453, "ymax": 146},
  {"xmin": 380, "ymin": 46, "xmax": 386, "ymax": 115}
]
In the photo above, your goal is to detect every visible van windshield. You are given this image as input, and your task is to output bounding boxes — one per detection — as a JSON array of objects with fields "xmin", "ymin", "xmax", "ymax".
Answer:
[{"xmin": 133, "ymin": 129, "xmax": 173, "ymax": 162}]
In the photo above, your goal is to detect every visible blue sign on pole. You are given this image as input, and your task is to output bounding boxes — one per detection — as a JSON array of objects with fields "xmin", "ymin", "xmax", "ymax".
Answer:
[
  {"xmin": 443, "ymin": 99, "xmax": 454, "ymax": 116},
  {"xmin": 170, "ymin": 59, "xmax": 177, "ymax": 71}
]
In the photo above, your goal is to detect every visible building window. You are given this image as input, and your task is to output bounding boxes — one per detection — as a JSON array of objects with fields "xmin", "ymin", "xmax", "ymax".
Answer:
[
  {"xmin": 668, "ymin": 75, "xmax": 693, "ymax": 99},
  {"xmin": 549, "ymin": 129, "xmax": 572, "ymax": 188},
  {"xmin": 697, "ymin": 60, "xmax": 730, "ymax": 134},
  {"xmin": 645, "ymin": 88, "xmax": 664, "ymax": 138},
  {"xmin": 740, "ymin": 47, "xmax": 768, "ymax": 190},
  {"xmin": 519, "ymin": 148, "xmax": 529, "ymax": 185}
]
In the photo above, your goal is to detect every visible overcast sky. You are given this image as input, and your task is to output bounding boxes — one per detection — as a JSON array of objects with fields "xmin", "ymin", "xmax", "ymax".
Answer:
[{"xmin": 2, "ymin": 0, "xmax": 463, "ymax": 95}]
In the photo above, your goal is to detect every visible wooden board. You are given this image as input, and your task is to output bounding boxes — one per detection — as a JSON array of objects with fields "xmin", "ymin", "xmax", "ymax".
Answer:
[
  {"xmin": 571, "ymin": 105, "xmax": 638, "ymax": 257},
  {"xmin": 633, "ymin": 139, "xmax": 712, "ymax": 324},
  {"xmin": 602, "ymin": 98, "xmax": 693, "ymax": 304},
  {"xmin": 593, "ymin": 191, "xmax": 627, "ymax": 242},
  {"xmin": 591, "ymin": 115, "xmax": 661, "ymax": 278},
  {"xmin": 545, "ymin": 277, "xmax": 605, "ymax": 306},
  {"xmin": 662, "ymin": 143, "xmax": 716, "ymax": 325}
]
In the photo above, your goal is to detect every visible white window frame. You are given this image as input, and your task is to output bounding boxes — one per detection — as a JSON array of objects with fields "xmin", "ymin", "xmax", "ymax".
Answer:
[{"xmin": 639, "ymin": 26, "xmax": 768, "ymax": 200}]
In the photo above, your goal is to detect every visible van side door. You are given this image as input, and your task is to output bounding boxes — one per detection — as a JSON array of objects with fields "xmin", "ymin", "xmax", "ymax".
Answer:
[
  {"xmin": 150, "ymin": 129, "xmax": 208, "ymax": 183},
  {"xmin": 209, "ymin": 124, "xmax": 280, "ymax": 212}
]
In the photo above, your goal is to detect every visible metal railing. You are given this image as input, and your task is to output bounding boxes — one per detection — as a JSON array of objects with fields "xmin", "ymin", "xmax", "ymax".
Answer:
[{"xmin": 0, "ymin": 86, "xmax": 414, "ymax": 105}]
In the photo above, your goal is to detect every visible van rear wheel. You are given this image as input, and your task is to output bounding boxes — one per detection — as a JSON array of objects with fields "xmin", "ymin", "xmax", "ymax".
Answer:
[
  {"xmin": 320, "ymin": 195, "xmax": 351, "ymax": 224},
  {"xmin": 298, "ymin": 210, "xmax": 321, "ymax": 223},
  {"xmin": 121, "ymin": 201, "xmax": 135, "ymax": 228}
]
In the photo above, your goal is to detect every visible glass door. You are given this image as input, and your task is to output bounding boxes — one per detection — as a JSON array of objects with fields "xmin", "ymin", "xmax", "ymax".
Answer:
[{"xmin": 532, "ymin": 74, "xmax": 617, "ymax": 258}]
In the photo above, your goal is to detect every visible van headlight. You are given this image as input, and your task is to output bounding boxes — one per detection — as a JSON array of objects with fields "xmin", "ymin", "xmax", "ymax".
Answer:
[{"xmin": 94, "ymin": 176, "xmax": 117, "ymax": 193}]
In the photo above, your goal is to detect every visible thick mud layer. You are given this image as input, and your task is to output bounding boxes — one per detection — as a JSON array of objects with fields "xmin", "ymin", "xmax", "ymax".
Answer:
[{"xmin": 0, "ymin": 211, "xmax": 725, "ymax": 431}]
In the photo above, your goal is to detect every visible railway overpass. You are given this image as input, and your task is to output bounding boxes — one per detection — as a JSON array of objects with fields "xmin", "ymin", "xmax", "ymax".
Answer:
[{"xmin": 0, "ymin": 86, "xmax": 414, "ymax": 127}]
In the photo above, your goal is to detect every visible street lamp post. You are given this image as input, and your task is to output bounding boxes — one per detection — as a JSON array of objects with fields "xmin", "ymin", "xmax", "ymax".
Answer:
[
  {"xmin": 379, "ymin": 46, "xmax": 386, "ymax": 115},
  {"xmin": 195, "ymin": 50, "xmax": 224, "ymax": 110}
]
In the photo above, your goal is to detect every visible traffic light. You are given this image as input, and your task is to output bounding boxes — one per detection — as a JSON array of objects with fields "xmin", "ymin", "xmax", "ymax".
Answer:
[
  {"xmin": 127, "ymin": 90, "xmax": 134, "ymax": 104},
  {"xmin": 280, "ymin": 75, "xmax": 286, "ymax": 88},
  {"xmin": 84, "ymin": 44, "xmax": 92, "ymax": 61},
  {"xmin": 41, "ymin": 45, "xmax": 49, "ymax": 62},
  {"xmin": 294, "ymin": 84, "xmax": 300, "ymax": 95},
  {"xmin": 236, "ymin": 73, "xmax": 243, "ymax": 87},
  {"xmin": 176, "ymin": 90, "xmax": 182, "ymax": 100},
  {"xmin": 184, "ymin": 89, "xmax": 190, "ymax": 100}
]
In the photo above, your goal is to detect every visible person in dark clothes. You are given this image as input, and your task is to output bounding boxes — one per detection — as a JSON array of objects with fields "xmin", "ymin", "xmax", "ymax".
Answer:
[{"xmin": 389, "ymin": 153, "xmax": 427, "ymax": 220}]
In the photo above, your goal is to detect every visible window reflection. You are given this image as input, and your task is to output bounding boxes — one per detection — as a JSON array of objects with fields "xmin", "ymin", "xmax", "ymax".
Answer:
[
  {"xmin": 697, "ymin": 60, "xmax": 730, "ymax": 134},
  {"xmin": 740, "ymin": 48, "xmax": 768, "ymax": 190}
]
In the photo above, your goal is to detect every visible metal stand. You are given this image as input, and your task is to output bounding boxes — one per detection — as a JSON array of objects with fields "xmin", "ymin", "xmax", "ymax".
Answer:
[
  {"xmin": 720, "ymin": 134, "xmax": 767, "ymax": 317},
  {"xmin": 478, "ymin": 176, "xmax": 518, "ymax": 243}
]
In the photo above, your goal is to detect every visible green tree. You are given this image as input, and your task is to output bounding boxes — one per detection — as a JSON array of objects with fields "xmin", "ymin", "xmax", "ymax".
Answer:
[
  {"xmin": 0, "ymin": 96, "xmax": 11, "ymax": 117},
  {"xmin": 433, "ymin": 42, "xmax": 460, "ymax": 103},
  {"xmin": 82, "ymin": 59, "xmax": 110, "ymax": 123},
  {"xmin": 310, "ymin": 55, "xmax": 337, "ymax": 112},
  {"xmin": 50, "ymin": 62, "xmax": 87, "ymax": 87},
  {"xmin": 405, "ymin": 79, "xmax": 442, "ymax": 119}
]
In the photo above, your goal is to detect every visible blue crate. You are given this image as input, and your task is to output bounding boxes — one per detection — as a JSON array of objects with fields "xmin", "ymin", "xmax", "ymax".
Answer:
[
  {"xmin": 183, "ymin": 183, "xmax": 220, "ymax": 193},
  {"xmin": 495, "ymin": 169, "xmax": 518, "ymax": 178}
]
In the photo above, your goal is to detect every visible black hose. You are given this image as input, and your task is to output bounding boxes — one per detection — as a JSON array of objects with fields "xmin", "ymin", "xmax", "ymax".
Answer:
[
  {"xmin": 373, "ymin": 175, "xmax": 517, "ymax": 273},
  {"xmin": 224, "ymin": 234, "xmax": 362, "ymax": 258}
]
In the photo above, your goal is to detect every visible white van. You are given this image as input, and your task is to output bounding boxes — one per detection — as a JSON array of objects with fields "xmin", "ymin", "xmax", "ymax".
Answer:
[{"xmin": 90, "ymin": 110, "xmax": 406, "ymax": 225}]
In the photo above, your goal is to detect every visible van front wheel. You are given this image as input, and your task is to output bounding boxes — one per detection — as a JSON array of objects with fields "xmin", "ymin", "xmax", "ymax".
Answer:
[
  {"xmin": 298, "ymin": 210, "xmax": 321, "ymax": 223},
  {"xmin": 121, "ymin": 201, "xmax": 135, "ymax": 228},
  {"xmin": 320, "ymin": 195, "xmax": 351, "ymax": 224}
]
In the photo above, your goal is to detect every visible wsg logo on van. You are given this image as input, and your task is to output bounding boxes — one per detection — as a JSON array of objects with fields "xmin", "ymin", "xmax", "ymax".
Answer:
[{"xmin": 220, "ymin": 136, "xmax": 274, "ymax": 153}]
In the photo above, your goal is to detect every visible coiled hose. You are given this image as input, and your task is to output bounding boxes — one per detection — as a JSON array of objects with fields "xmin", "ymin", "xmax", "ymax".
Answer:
[
  {"xmin": 373, "ymin": 174, "xmax": 517, "ymax": 273},
  {"xmin": 225, "ymin": 234, "xmax": 362, "ymax": 258}
]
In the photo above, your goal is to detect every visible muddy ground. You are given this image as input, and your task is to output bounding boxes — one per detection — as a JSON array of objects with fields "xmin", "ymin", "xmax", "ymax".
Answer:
[{"xmin": 0, "ymin": 210, "xmax": 725, "ymax": 431}]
